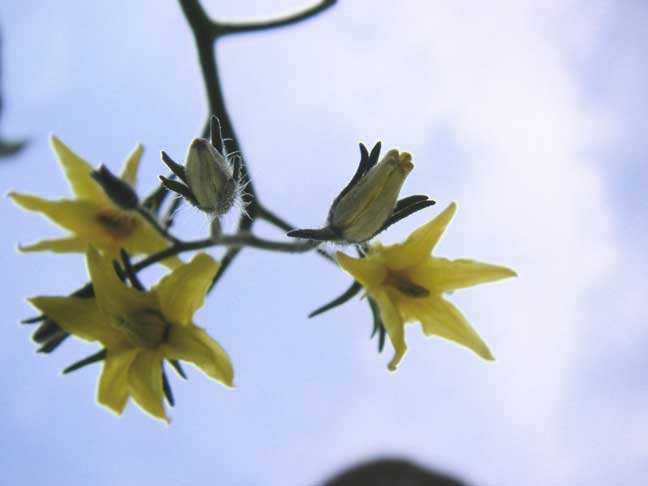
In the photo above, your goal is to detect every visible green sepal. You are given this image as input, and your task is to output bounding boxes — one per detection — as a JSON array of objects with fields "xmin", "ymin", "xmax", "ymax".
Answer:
[
  {"xmin": 169, "ymin": 359, "xmax": 187, "ymax": 380},
  {"xmin": 162, "ymin": 364, "xmax": 175, "ymax": 407},
  {"xmin": 308, "ymin": 281, "xmax": 362, "ymax": 318},
  {"xmin": 368, "ymin": 297, "xmax": 386, "ymax": 352},
  {"xmin": 63, "ymin": 349, "xmax": 107, "ymax": 374},
  {"xmin": 159, "ymin": 176, "xmax": 198, "ymax": 207},
  {"xmin": 160, "ymin": 151, "xmax": 187, "ymax": 183}
]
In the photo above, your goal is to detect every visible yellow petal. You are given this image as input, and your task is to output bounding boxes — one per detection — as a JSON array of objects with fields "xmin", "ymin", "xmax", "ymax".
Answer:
[
  {"xmin": 159, "ymin": 255, "xmax": 183, "ymax": 269},
  {"xmin": 9, "ymin": 192, "xmax": 102, "ymax": 235},
  {"xmin": 9, "ymin": 192, "xmax": 177, "ymax": 262},
  {"xmin": 120, "ymin": 144, "xmax": 143, "ymax": 187},
  {"xmin": 153, "ymin": 253, "xmax": 219, "ymax": 326},
  {"xmin": 19, "ymin": 236, "xmax": 87, "ymax": 253},
  {"xmin": 97, "ymin": 347, "xmax": 138, "ymax": 415},
  {"xmin": 122, "ymin": 213, "xmax": 180, "ymax": 267},
  {"xmin": 86, "ymin": 245, "xmax": 153, "ymax": 317},
  {"xmin": 372, "ymin": 290, "xmax": 407, "ymax": 371},
  {"xmin": 335, "ymin": 252, "xmax": 386, "ymax": 290},
  {"xmin": 410, "ymin": 257, "xmax": 517, "ymax": 292},
  {"xmin": 414, "ymin": 296, "xmax": 494, "ymax": 360},
  {"xmin": 50, "ymin": 135, "xmax": 107, "ymax": 204},
  {"xmin": 379, "ymin": 202, "xmax": 457, "ymax": 271},
  {"xmin": 28, "ymin": 296, "xmax": 122, "ymax": 347},
  {"xmin": 127, "ymin": 349, "xmax": 168, "ymax": 422},
  {"xmin": 162, "ymin": 323, "xmax": 234, "ymax": 386}
]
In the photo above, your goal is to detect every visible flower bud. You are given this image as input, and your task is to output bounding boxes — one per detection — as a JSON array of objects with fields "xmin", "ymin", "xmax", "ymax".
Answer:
[
  {"xmin": 91, "ymin": 165, "xmax": 139, "ymax": 210},
  {"xmin": 328, "ymin": 149, "xmax": 414, "ymax": 243},
  {"xmin": 184, "ymin": 138, "xmax": 237, "ymax": 216}
]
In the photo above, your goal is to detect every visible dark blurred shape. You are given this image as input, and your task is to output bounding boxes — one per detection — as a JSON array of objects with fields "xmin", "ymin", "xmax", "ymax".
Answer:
[
  {"xmin": 91, "ymin": 164, "xmax": 140, "ymax": 209},
  {"xmin": 322, "ymin": 457, "xmax": 471, "ymax": 486},
  {"xmin": 0, "ymin": 27, "xmax": 28, "ymax": 159}
]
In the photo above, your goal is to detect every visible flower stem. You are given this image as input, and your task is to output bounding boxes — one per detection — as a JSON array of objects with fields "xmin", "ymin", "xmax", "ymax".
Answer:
[
  {"xmin": 177, "ymin": 0, "xmax": 337, "ymax": 289},
  {"xmin": 213, "ymin": 0, "xmax": 337, "ymax": 36},
  {"xmin": 131, "ymin": 233, "xmax": 322, "ymax": 272}
]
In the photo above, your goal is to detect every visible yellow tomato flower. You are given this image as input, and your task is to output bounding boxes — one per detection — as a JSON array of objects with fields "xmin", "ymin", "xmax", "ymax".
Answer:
[
  {"xmin": 9, "ymin": 135, "xmax": 179, "ymax": 266},
  {"xmin": 29, "ymin": 247, "xmax": 233, "ymax": 422},
  {"xmin": 336, "ymin": 203, "xmax": 516, "ymax": 371}
]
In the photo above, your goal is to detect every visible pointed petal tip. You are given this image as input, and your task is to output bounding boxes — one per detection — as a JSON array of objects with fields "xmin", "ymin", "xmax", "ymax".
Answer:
[
  {"xmin": 7, "ymin": 191, "xmax": 22, "ymax": 203},
  {"xmin": 24, "ymin": 295, "xmax": 54, "ymax": 316},
  {"xmin": 97, "ymin": 398, "xmax": 127, "ymax": 418},
  {"xmin": 476, "ymin": 343, "xmax": 495, "ymax": 361},
  {"xmin": 49, "ymin": 134, "xmax": 70, "ymax": 157},
  {"xmin": 492, "ymin": 265, "xmax": 518, "ymax": 281},
  {"xmin": 334, "ymin": 251, "xmax": 351, "ymax": 268},
  {"xmin": 223, "ymin": 367, "xmax": 235, "ymax": 388},
  {"xmin": 49, "ymin": 133, "xmax": 61, "ymax": 146},
  {"xmin": 386, "ymin": 342, "xmax": 407, "ymax": 372}
]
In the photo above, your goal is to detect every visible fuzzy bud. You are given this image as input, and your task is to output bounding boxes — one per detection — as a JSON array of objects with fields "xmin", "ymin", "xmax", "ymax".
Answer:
[
  {"xmin": 185, "ymin": 138, "xmax": 237, "ymax": 216},
  {"xmin": 328, "ymin": 149, "xmax": 414, "ymax": 243}
]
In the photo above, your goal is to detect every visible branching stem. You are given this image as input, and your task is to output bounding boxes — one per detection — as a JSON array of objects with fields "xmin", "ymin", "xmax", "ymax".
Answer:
[
  {"xmin": 174, "ymin": 0, "xmax": 337, "ymax": 288},
  {"xmin": 132, "ymin": 233, "xmax": 324, "ymax": 273}
]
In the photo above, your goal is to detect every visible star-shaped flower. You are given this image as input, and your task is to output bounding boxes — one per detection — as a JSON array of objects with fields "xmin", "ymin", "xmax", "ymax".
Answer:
[
  {"xmin": 29, "ymin": 247, "xmax": 233, "ymax": 422},
  {"xmin": 9, "ymin": 135, "xmax": 178, "ymax": 266},
  {"xmin": 336, "ymin": 203, "xmax": 516, "ymax": 371}
]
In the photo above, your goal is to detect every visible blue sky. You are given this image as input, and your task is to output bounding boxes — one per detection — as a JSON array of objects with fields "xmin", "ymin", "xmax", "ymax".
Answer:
[{"xmin": 1, "ymin": 1, "xmax": 647, "ymax": 485}]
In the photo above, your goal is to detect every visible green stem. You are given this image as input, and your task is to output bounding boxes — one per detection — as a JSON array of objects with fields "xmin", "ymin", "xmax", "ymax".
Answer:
[
  {"xmin": 257, "ymin": 204, "xmax": 335, "ymax": 263},
  {"xmin": 178, "ymin": 0, "xmax": 257, "ymax": 220},
  {"xmin": 132, "ymin": 233, "xmax": 321, "ymax": 272},
  {"xmin": 214, "ymin": 1, "xmax": 337, "ymax": 36},
  {"xmin": 257, "ymin": 204, "xmax": 294, "ymax": 231},
  {"xmin": 178, "ymin": 0, "xmax": 257, "ymax": 292},
  {"xmin": 177, "ymin": 0, "xmax": 338, "ymax": 291}
]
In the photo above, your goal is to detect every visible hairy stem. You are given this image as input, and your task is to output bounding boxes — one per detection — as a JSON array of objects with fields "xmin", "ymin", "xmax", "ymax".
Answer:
[
  {"xmin": 132, "ymin": 233, "xmax": 320, "ymax": 272},
  {"xmin": 177, "ymin": 0, "xmax": 337, "ymax": 289}
]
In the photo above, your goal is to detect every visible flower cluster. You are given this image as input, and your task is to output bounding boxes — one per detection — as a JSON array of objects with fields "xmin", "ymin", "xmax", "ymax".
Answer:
[
  {"xmin": 9, "ymin": 1, "xmax": 515, "ymax": 426},
  {"xmin": 11, "ymin": 129, "xmax": 515, "ymax": 422},
  {"xmin": 13, "ymin": 135, "xmax": 234, "ymax": 422}
]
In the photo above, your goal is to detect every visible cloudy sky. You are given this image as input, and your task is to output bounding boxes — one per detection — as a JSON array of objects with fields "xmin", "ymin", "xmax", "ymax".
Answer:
[{"xmin": 1, "ymin": 1, "xmax": 647, "ymax": 485}]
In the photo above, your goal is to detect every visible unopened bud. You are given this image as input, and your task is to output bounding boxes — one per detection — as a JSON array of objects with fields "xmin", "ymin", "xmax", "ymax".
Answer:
[
  {"xmin": 328, "ymin": 149, "xmax": 413, "ymax": 242},
  {"xmin": 185, "ymin": 138, "xmax": 237, "ymax": 216},
  {"xmin": 91, "ymin": 165, "xmax": 139, "ymax": 210}
]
